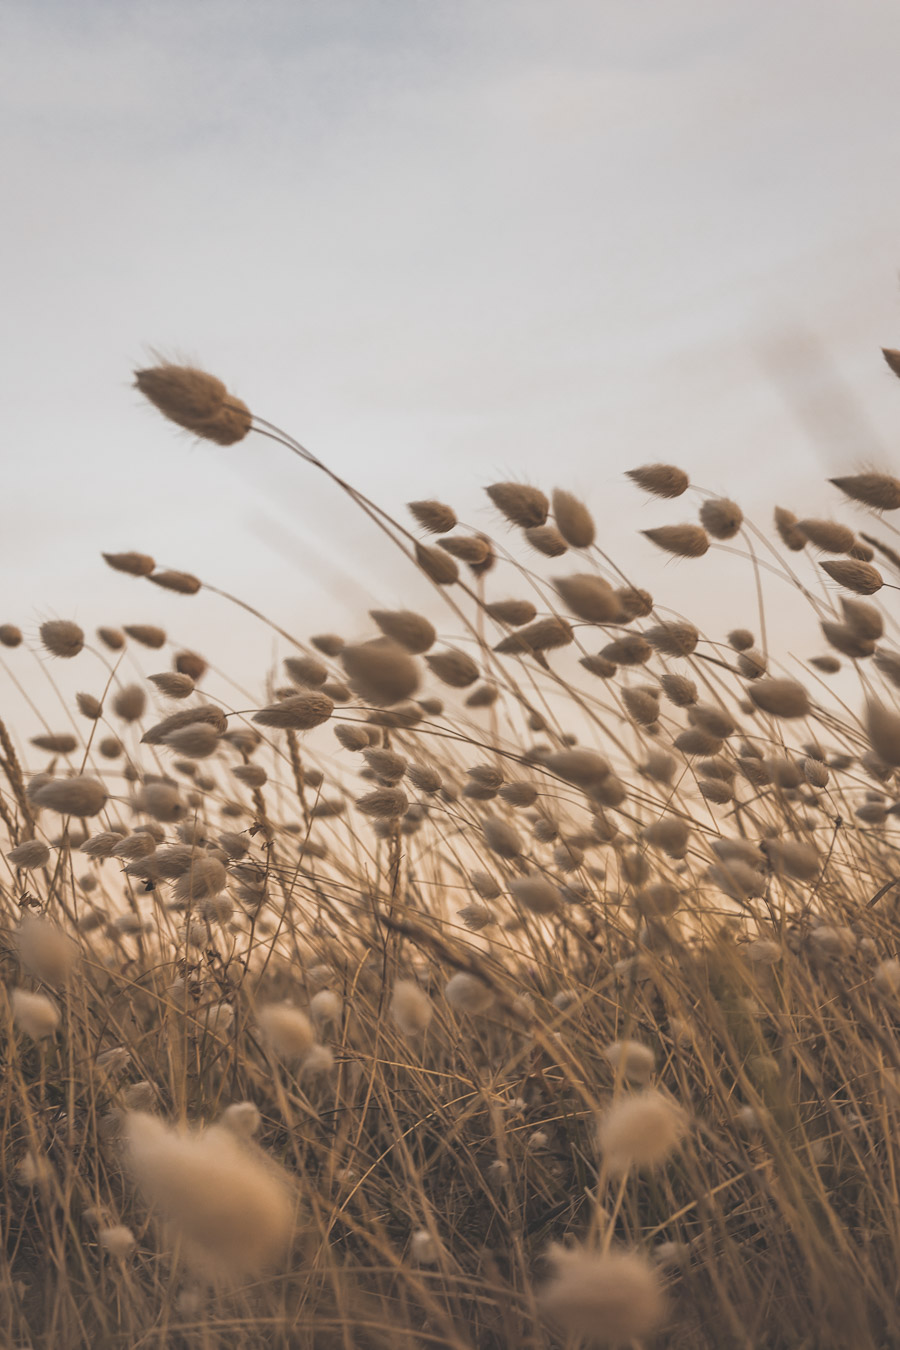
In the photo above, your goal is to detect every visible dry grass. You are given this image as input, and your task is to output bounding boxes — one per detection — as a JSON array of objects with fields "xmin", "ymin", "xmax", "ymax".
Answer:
[{"xmin": 5, "ymin": 359, "xmax": 900, "ymax": 1347}]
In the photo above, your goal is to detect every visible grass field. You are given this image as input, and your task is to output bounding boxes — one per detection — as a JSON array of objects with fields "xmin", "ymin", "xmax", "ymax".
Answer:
[{"xmin": 5, "ymin": 357, "xmax": 900, "ymax": 1348}]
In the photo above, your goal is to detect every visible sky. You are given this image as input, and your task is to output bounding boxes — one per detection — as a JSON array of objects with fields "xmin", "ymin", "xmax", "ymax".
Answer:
[{"xmin": 2, "ymin": 0, "xmax": 900, "ymax": 734}]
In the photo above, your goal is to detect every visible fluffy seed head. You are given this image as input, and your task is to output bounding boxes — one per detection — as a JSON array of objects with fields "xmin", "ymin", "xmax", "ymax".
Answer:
[
  {"xmin": 552, "ymin": 488, "xmax": 595, "ymax": 547},
  {"xmin": 645, "ymin": 620, "xmax": 699, "ymax": 657},
  {"xmin": 660, "ymin": 672, "xmax": 698, "ymax": 706},
  {"xmin": 8, "ymin": 840, "xmax": 51, "ymax": 868},
  {"xmin": 699, "ymin": 496, "xmax": 743, "ymax": 539},
  {"xmin": 356, "ymin": 786, "xmax": 408, "ymax": 818},
  {"xmin": 221, "ymin": 1102, "xmax": 262, "ymax": 1137},
  {"xmin": 774, "ymin": 506, "xmax": 807, "ymax": 551},
  {"xmin": 113, "ymin": 684, "xmax": 147, "ymax": 723},
  {"xmin": 481, "ymin": 817, "xmax": 522, "ymax": 858},
  {"xmin": 342, "ymin": 639, "xmax": 420, "ymax": 705},
  {"xmin": 408, "ymin": 499, "xmax": 457, "ymax": 533},
  {"xmin": 97, "ymin": 626, "xmax": 125, "ymax": 651},
  {"xmin": 540, "ymin": 1245, "xmax": 666, "ymax": 1347},
  {"xmin": 16, "ymin": 915, "xmax": 77, "ymax": 985},
  {"xmin": 820, "ymin": 558, "xmax": 884, "ymax": 594},
  {"xmin": 173, "ymin": 855, "xmax": 227, "ymax": 904},
  {"xmin": 164, "ymin": 722, "xmax": 221, "ymax": 758},
  {"xmin": 257, "ymin": 1004, "xmax": 315, "ymax": 1059},
  {"xmin": 510, "ymin": 875, "xmax": 562, "ymax": 915},
  {"xmin": 415, "ymin": 542, "xmax": 459, "ymax": 585},
  {"xmin": 495, "ymin": 617, "xmax": 573, "ymax": 655},
  {"xmin": 369, "ymin": 610, "xmax": 436, "ymax": 655},
  {"xmin": 102, "ymin": 550, "xmax": 156, "ymax": 577},
  {"xmin": 32, "ymin": 776, "xmax": 107, "ymax": 817},
  {"xmin": 31, "ymin": 733, "xmax": 77, "ymax": 754},
  {"xmin": 124, "ymin": 624, "xmax": 166, "ymax": 649},
  {"xmin": 524, "ymin": 525, "xmax": 568, "ymax": 557},
  {"xmin": 124, "ymin": 1111, "xmax": 292, "ymax": 1278},
  {"xmin": 253, "ymin": 693, "xmax": 334, "ymax": 731},
  {"xmin": 554, "ymin": 574, "xmax": 622, "ymax": 623},
  {"xmin": 626, "ymin": 463, "xmax": 688, "ymax": 498},
  {"xmin": 865, "ymin": 699, "xmax": 900, "ymax": 767},
  {"xmin": 444, "ymin": 972, "xmax": 494, "ymax": 1015},
  {"xmin": 135, "ymin": 365, "xmax": 251, "ymax": 444},
  {"xmin": 797, "ymin": 518, "xmax": 855, "ymax": 553},
  {"xmin": 10, "ymin": 988, "xmax": 60, "ymax": 1040},
  {"xmin": 148, "ymin": 569, "xmax": 202, "ymax": 596},
  {"xmin": 485, "ymin": 598, "xmax": 537, "ymax": 626},
  {"xmin": 831, "ymin": 472, "xmax": 900, "ymax": 510},
  {"xmin": 485, "ymin": 481, "xmax": 549, "ymax": 528},
  {"xmin": 76, "ymin": 692, "xmax": 103, "ymax": 719},
  {"xmin": 0, "ymin": 624, "xmax": 22, "ymax": 647},
  {"xmin": 542, "ymin": 749, "xmax": 609, "ymax": 792},
  {"xmin": 641, "ymin": 524, "xmax": 709, "ymax": 558},
  {"xmin": 149, "ymin": 672, "xmax": 195, "ymax": 698},
  {"xmin": 604, "ymin": 1039, "xmax": 655, "ymax": 1085},
  {"xmin": 390, "ymin": 980, "xmax": 433, "ymax": 1035},
  {"xmin": 40, "ymin": 620, "xmax": 84, "ymax": 659},
  {"xmin": 748, "ymin": 678, "xmax": 811, "ymax": 719},
  {"xmin": 597, "ymin": 1089, "xmax": 686, "ymax": 1173},
  {"xmin": 426, "ymin": 648, "xmax": 479, "ymax": 688},
  {"xmin": 99, "ymin": 1225, "xmax": 136, "ymax": 1258}
]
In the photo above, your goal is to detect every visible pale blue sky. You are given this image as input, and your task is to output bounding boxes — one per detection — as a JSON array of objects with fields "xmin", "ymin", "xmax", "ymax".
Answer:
[{"xmin": 3, "ymin": 0, "xmax": 900, "ymax": 729}]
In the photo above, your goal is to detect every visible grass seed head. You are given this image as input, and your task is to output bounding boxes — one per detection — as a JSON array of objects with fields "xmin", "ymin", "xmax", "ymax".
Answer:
[
  {"xmin": 390, "ymin": 979, "xmax": 433, "ymax": 1035},
  {"xmin": 485, "ymin": 481, "xmax": 549, "ymax": 528},
  {"xmin": 597, "ymin": 1089, "xmax": 686, "ymax": 1173},
  {"xmin": 626, "ymin": 463, "xmax": 689, "ymax": 498},
  {"xmin": 40, "ymin": 619, "xmax": 84, "ymax": 659},
  {"xmin": 539, "ymin": 1245, "xmax": 666, "ymax": 1347},
  {"xmin": 641, "ymin": 524, "xmax": 709, "ymax": 558},
  {"xmin": 552, "ymin": 488, "xmax": 596, "ymax": 547},
  {"xmin": 32, "ymin": 776, "xmax": 108, "ymax": 817},
  {"xmin": 0, "ymin": 623, "xmax": 22, "ymax": 647},
  {"xmin": 699, "ymin": 496, "xmax": 743, "ymax": 539},
  {"xmin": 253, "ymin": 692, "xmax": 334, "ymax": 731},
  {"xmin": 408, "ymin": 499, "xmax": 457, "ymax": 533},
  {"xmin": 831, "ymin": 472, "xmax": 900, "ymax": 510},
  {"xmin": 10, "ymin": 988, "xmax": 60, "ymax": 1040}
]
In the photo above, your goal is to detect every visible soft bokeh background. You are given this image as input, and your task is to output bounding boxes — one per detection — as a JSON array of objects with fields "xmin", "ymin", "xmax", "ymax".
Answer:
[{"xmin": 3, "ymin": 0, "xmax": 900, "ymax": 733}]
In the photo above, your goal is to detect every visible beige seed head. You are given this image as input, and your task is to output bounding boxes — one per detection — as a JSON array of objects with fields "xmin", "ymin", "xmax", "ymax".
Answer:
[
  {"xmin": 123, "ymin": 1111, "xmax": 292, "ymax": 1280},
  {"xmin": 820, "ymin": 558, "xmax": 884, "ymax": 595},
  {"xmin": 408, "ymin": 499, "xmax": 457, "ymax": 533},
  {"xmin": 97, "ymin": 626, "xmax": 126, "ymax": 651},
  {"xmin": 601, "ymin": 633, "xmax": 652, "ymax": 665},
  {"xmin": 142, "ymin": 704, "xmax": 226, "ymax": 744},
  {"xmin": 175, "ymin": 649, "xmax": 208, "ymax": 680},
  {"xmin": 644, "ymin": 620, "xmax": 699, "ymax": 657},
  {"xmin": 642, "ymin": 818, "xmax": 689, "ymax": 860},
  {"xmin": 540, "ymin": 1245, "xmax": 666, "ymax": 1347},
  {"xmin": 390, "ymin": 979, "xmax": 433, "ymax": 1035},
  {"xmin": 621, "ymin": 687, "xmax": 659, "ymax": 726},
  {"xmin": 99, "ymin": 1225, "xmax": 136, "ymax": 1259},
  {"xmin": 0, "ymin": 623, "xmax": 22, "ymax": 647},
  {"xmin": 554, "ymin": 574, "xmax": 622, "ymax": 623},
  {"xmin": 356, "ymin": 786, "xmax": 408, "ymax": 818},
  {"xmin": 660, "ymin": 672, "xmax": 698, "ymax": 706},
  {"xmin": 699, "ymin": 496, "xmax": 743, "ymax": 539},
  {"xmin": 632, "ymin": 882, "xmax": 681, "ymax": 918},
  {"xmin": 369, "ymin": 609, "xmax": 436, "ymax": 655},
  {"xmin": 485, "ymin": 481, "xmax": 549, "ymax": 528},
  {"xmin": 10, "ymin": 988, "xmax": 60, "ymax": 1040},
  {"xmin": 16, "ymin": 915, "xmax": 77, "ymax": 985},
  {"xmin": 414, "ymin": 542, "xmax": 459, "ymax": 585},
  {"xmin": 597, "ymin": 1089, "xmax": 686, "ymax": 1173},
  {"xmin": 748, "ymin": 678, "xmax": 810, "ymax": 719},
  {"xmin": 426, "ymin": 648, "xmax": 480, "ymax": 688},
  {"xmin": 257, "ymin": 1003, "xmax": 315, "ymax": 1059},
  {"xmin": 840, "ymin": 597, "xmax": 883, "ymax": 641},
  {"xmin": 615, "ymin": 585, "xmax": 654, "ymax": 619},
  {"xmin": 113, "ymin": 683, "xmax": 147, "ymax": 723},
  {"xmin": 124, "ymin": 624, "xmax": 166, "ymax": 649},
  {"xmin": 728, "ymin": 628, "xmax": 755, "ymax": 651},
  {"xmin": 32, "ymin": 776, "xmax": 107, "ymax": 817},
  {"xmin": 831, "ymin": 472, "xmax": 900, "ymax": 510},
  {"xmin": 40, "ymin": 619, "xmax": 84, "ymax": 659},
  {"xmin": 8, "ymin": 839, "xmax": 51, "ymax": 869},
  {"xmin": 164, "ymin": 722, "xmax": 221, "ymax": 758},
  {"xmin": 865, "ymin": 699, "xmax": 900, "ymax": 767},
  {"xmin": 485, "ymin": 598, "xmax": 537, "ymax": 626},
  {"xmin": 134, "ymin": 365, "xmax": 251, "ymax": 444},
  {"xmin": 821, "ymin": 621, "xmax": 874, "ymax": 659},
  {"xmin": 253, "ymin": 692, "xmax": 334, "ymax": 731},
  {"xmin": 626, "ymin": 463, "xmax": 689, "ymax": 498},
  {"xmin": 438, "ymin": 533, "xmax": 492, "ymax": 564},
  {"xmin": 149, "ymin": 672, "xmax": 195, "ymax": 698},
  {"xmin": 31, "ymin": 733, "xmax": 77, "ymax": 754},
  {"xmin": 763, "ymin": 838, "xmax": 819, "ymax": 881},
  {"xmin": 76, "ymin": 692, "xmax": 103, "ymax": 719},
  {"xmin": 542, "ymin": 748, "xmax": 610, "ymax": 792},
  {"xmin": 283, "ymin": 654, "xmax": 328, "ymax": 688},
  {"xmin": 774, "ymin": 506, "xmax": 807, "ymax": 551},
  {"xmin": 510, "ymin": 875, "xmax": 562, "ymax": 915},
  {"xmin": 524, "ymin": 524, "xmax": 568, "ymax": 557},
  {"xmin": 604, "ymin": 1039, "xmax": 655, "ymax": 1085},
  {"xmin": 580, "ymin": 653, "xmax": 617, "ymax": 678},
  {"xmin": 407, "ymin": 763, "xmax": 442, "ymax": 793},
  {"xmin": 494, "ymin": 616, "xmax": 574, "ymax": 655},
  {"xmin": 102, "ymin": 550, "xmax": 156, "ymax": 577},
  {"xmin": 641, "ymin": 524, "xmax": 709, "ymax": 558},
  {"xmin": 444, "ymin": 971, "xmax": 494, "ymax": 1015},
  {"xmin": 341, "ymin": 638, "xmax": 420, "ymax": 705},
  {"xmin": 482, "ymin": 817, "xmax": 522, "ymax": 858},
  {"xmin": 797, "ymin": 518, "xmax": 855, "ymax": 553},
  {"xmin": 552, "ymin": 488, "xmax": 595, "ymax": 547},
  {"xmin": 148, "ymin": 569, "xmax": 202, "ymax": 595}
]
